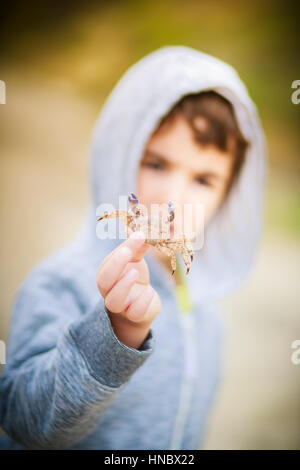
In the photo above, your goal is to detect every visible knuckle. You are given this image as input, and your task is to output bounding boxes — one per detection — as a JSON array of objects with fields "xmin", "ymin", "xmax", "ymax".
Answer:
[
  {"xmin": 97, "ymin": 271, "xmax": 109, "ymax": 294},
  {"xmin": 105, "ymin": 295, "xmax": 122, "ymax": 314},
  {"xmin": 125, "ymin": 303, "xmax": 141, "ymax": 322},
  {"xmin": 144, "ymin": 291, "xmax": 161, "ymax": 321},
  {"xmin": 96, "ymin": 270, "xmax": 104, "ymax": 288},
  {"xmin": 104, "ymin": 296, "xmax": 114, "ymax": 313}
]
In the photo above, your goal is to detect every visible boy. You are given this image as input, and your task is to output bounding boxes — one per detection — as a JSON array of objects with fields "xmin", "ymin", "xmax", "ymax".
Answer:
[{"xmin": 0, "ymin": 46, "xmax": 266, "ymax": 449}]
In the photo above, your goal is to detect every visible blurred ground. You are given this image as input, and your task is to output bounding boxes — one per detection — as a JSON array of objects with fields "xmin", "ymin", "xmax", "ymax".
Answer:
[
  {"xmin": 204, "ymin": 233, "xmax": 300, "ymax": 449},
  {"xmin": 0, "ymin": 0, "xmax": 299, "ymax": 449}
]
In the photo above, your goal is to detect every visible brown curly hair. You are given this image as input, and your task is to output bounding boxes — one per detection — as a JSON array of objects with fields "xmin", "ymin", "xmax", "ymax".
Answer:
[{"xmin": 155, "ymin": 91, "xmax": 249, "ymax": 196}]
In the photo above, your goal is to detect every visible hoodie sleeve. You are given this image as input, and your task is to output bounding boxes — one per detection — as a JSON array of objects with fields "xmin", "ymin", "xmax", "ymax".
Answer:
[{"xmin": 0, "ymin": 270, "xmax": 155, "ymax": 449}]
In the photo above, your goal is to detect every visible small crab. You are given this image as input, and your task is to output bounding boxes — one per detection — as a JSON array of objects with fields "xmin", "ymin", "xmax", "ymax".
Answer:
[{"xmin": 97, "ymin": 192, "xmax": 194, "ymax": 275}]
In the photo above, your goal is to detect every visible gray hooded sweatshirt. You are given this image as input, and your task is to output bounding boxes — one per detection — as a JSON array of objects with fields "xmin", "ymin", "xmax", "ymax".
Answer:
[{"xmin": 0, "ymin": 46, "xmax": 267, "ymax": 450}]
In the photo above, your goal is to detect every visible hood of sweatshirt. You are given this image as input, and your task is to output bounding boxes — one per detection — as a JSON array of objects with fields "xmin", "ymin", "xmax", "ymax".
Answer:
[{"xmin": 75, "ymin": 45, "xmax": 267, "ymax": 308}]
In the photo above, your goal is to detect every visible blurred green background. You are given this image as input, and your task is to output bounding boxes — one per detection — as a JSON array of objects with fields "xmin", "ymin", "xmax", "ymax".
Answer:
[{"xmin": 0, "ymin": 0, "xmax": 299, "ymax": 449}]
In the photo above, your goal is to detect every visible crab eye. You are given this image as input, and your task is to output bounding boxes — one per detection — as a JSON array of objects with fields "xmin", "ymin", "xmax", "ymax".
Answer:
[
  {"xmin": 167, "ymin": 202, "xmax": 175, "ymax": 222},
  {"xmin": 128, "ymin": 192, "xmax": 138, "ymax": 203}
]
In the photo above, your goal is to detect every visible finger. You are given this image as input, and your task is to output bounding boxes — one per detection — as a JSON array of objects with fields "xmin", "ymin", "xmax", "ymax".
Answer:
[
  {"xmin": 127, "ymin": 232, "xmax": 150, "ymax": 262},
  {"xmin": 101, "ymin": 231, "xmax": 149, "ymax": 270},
  {"xmin": 104, "ymin": 268, "xmax": 139, "ymax": 313},
  {"xmin": 97, "ymin": 245, "xmax": 133, "ymax": 297},
  {"xmin": 125, "ymin": 285, "xmax": 155, "ymax": 322}
]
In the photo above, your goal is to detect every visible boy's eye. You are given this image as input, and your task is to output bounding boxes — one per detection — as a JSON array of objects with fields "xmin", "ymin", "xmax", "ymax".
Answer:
[
  {"xmin": 143, "ymin": 161, "xmax": 164, "ymax": 170},
  {"xmin": 195, "ymin": 176, "xmax": 211, "ymax": 187}
]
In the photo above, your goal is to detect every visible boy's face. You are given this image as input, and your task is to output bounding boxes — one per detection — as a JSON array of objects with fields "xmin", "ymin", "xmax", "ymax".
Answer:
[{"xmin": 137, "ymin": 114, "xmax": 235, "ymax": 240}]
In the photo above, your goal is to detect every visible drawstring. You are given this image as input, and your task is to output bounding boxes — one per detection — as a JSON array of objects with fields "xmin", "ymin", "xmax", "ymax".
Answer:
[
  {"xmin": 170, "ymin": 257, "xmax": 197, "ymax": 449},
  {"xmin": 174, "ymin": 258, "xmax": 192, "ymax": 315}
]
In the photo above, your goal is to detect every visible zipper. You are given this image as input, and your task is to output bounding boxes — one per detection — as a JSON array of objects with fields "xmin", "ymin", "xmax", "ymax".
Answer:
[{"xmin": 169, "ymin": 261, "xmax": 198, "ymax": 450}]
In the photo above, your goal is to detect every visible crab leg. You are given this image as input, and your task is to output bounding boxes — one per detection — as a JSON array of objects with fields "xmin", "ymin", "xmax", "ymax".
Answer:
[
  {"xmin": 97, "ymin": 210, "xmax": 135, "ymax": 236},
  {"xmin": 155, "ymin": 243, "xmax": 177, "ymax": 276},
  {"xmin": 168, "ymin": 242, "xmax": 191, "ymax": 275},
  {"xmin": 183, "ymin": 236, "xmax": 194, "ymax": 262},
  {"xmin": 168, "ymin": 236, "xmax": 194, "ymax": 263}
]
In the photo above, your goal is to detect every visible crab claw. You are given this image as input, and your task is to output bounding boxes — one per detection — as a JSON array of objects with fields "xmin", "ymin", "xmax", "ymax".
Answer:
[
  {"xmin": 128, "ymin": 193, "xmax": 138, "ymax": 204},
  {"xmin": 128, "ymin": 192, "xmax": 141, "ymax": 217},
  {"xmin": 97, "ymin": 210, "xmax": 108, "ymax": 221},
  {"xmin": 167, "ymin": 201, "xmax": 175, "ymax": 222}
]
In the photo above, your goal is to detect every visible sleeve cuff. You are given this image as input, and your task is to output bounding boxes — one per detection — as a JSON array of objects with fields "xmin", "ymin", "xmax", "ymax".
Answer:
[
  {"xmin": 137, "ymin": 328, "xmax": 154, "ymax": 351},
  {"xmin": 68, "ymin": 298, "xmax": 156, "ymax": 388}
]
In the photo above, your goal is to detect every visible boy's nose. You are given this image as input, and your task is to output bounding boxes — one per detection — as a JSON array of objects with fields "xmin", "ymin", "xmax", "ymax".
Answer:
[{"xmin": 162, "ymin": 175, "xmax": 188, "ymax": 208}]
